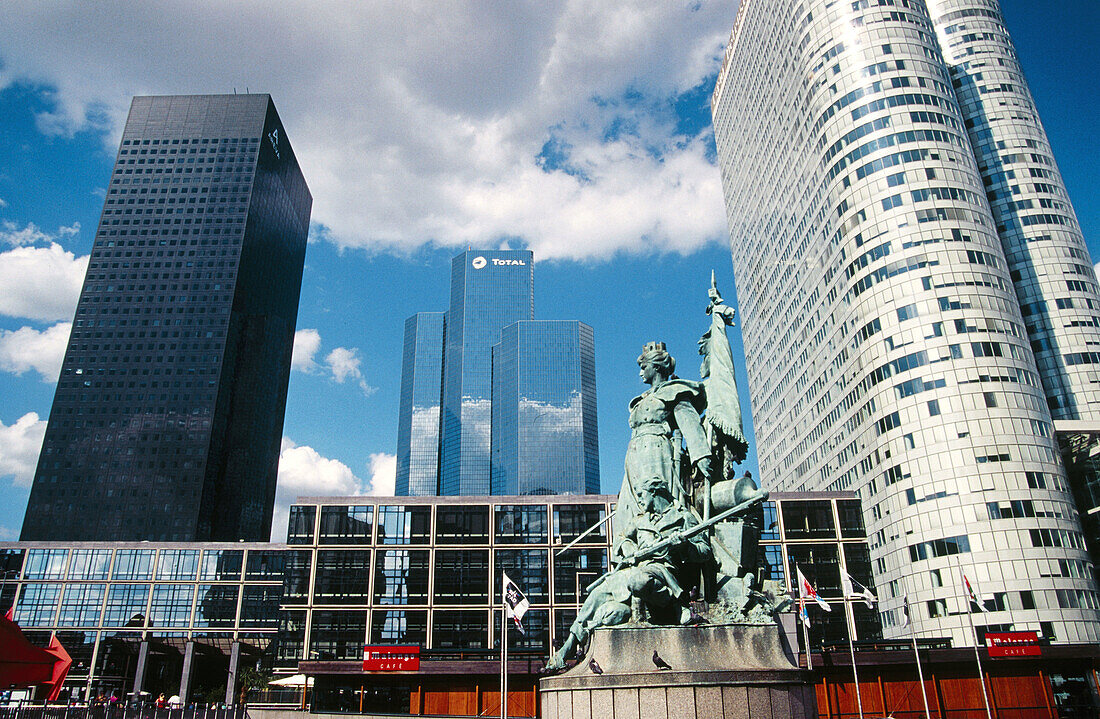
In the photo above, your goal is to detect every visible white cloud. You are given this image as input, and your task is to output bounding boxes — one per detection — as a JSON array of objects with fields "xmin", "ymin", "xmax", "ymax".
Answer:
[
  {"xmin": 366, "ymin": 453, "xmax": 397, "ymax": 496},
  {"xmin": 0, "ymin": 198, "xmax": 8, "ymax": 208},
  {"xmin": 0, "ymin": 322, "xmax": 70, "ymax": 381},
  {"xmin": 292, "ymin": 328, "xmax": 375, "ymax": 395},
  {"xmin": 291, "ymin": 328, "xmax": 321, "ymax": 372},
  {"xmin": 0, "ymin": 1, "xmax": 737, "ymax": 261},
  {"xmin": 270, "ymin": 437, "xmax": 368, "ymax": 540},
  {"xmin": 0, "ymin": 526, "xmax": 16, "ymax": 541},
  {"xmin": 0, "ymin": 220, "xmax": 80, "ymax": 247},
  {"xmin": 0, "ymin": 243, "xmax": 88, "ymax": 321},
  {"xmin": 0, "ymin": 412, "xmax": 47, "ymax": 487}
]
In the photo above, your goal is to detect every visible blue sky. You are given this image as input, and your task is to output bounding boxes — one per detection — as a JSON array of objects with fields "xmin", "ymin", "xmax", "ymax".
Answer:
[{"xmin": 0, "ymin": 1, "xmax": 1097, "ymax": 540}]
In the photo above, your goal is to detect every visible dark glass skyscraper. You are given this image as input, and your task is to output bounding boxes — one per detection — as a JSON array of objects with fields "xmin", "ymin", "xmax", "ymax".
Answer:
[
  {"xmin": 21, "ymin": 94, "xmax": 311, "ymax": 542},
  {"xmin": 395, "ymin": 312, "xmax": 445, "ymax": 496},
  {"xmin": 395, "ymin": 250, "xmax": 598, "ymax": 496},
  {"xmin": 490, "ymin": 321, "xmax": 599, "ymax": 495}
]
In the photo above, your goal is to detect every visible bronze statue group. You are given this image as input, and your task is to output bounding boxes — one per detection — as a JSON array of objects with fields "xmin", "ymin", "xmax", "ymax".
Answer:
[{"xmin": 546, "ymin": 278, "xmax": 785, "ymax": 672}]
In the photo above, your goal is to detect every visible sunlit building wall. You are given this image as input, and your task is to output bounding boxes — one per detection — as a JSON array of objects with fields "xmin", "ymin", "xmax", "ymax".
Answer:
[{"xmin": 712, "ymin": 0, "xmax": 1100, "ymax": 646}]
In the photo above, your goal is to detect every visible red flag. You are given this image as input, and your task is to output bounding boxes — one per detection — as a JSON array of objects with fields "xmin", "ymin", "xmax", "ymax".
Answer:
[
  {"xmin": 3, "ymin": 604, "xmax": 12, "ymax": 622},
  {"xmin": 44, "ymin": 634, "xmax": 72, "ymax": 702}
]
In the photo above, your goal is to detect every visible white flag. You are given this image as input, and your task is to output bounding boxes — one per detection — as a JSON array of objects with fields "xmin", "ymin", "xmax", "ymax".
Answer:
[
  {"xmin": 900, "ymin": 594, "xmax": 911, "ymax": 628},
  {"xmin": 502, "ymin": 572, "xmax": 530, "ymax": 634},
  {"xmin": 963, "ymin": 574, "xmax": 989, "ymax": 613},
  {"xmin": 843, "ymin": 571, "xmax": 877, "ymax": 609}
]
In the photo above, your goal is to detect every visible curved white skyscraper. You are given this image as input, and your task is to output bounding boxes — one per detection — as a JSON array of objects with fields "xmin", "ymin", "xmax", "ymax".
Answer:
[{"xmin": 713, "ymin": 0, "xmax": 1100, "ymax": 645}]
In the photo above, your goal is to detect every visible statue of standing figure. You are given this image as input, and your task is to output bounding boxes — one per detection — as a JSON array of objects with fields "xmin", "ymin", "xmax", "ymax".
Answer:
[{"xmin": 546, "ymin": 274, "xmax": 777, "ymax": 673}]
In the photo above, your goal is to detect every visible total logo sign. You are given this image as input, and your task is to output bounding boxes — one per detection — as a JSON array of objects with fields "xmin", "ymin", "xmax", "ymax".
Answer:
[{"xmin": 471, "ymin": 255, "xmax": 526, "ymax": 269}]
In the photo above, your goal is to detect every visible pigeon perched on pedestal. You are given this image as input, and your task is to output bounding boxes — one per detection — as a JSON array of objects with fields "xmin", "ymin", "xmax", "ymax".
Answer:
[
  {"xmin": 652, "ymin": 651, "xmax": 672, "ymax": 670},
  {"xmin": 588, "ymin": 658, "xmax": 603, "ymax": 675}
]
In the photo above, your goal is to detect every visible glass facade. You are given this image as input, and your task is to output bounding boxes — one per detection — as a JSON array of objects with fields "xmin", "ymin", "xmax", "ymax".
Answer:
[
  {"xmin": 20, "ymin": 94, "xmax": 312, "ymax": 542},
  {"xmin": 490, "ymin": 321, "xmax": 599, "ymax": 495},
  {"xmin": 713, "ymin": 0, "xmax": 1100, "ymax": 646},
  {"xmin": 441, "ymin": 250, "xmax": 535, "ymax": 495},
  {"xmin": 395, "ymin": 312, "xmax": 445, "ymax": 496},
  {"xmin": 396, "ymin": 250, "xmax": 599, "ymax": 498},
  {"xmin": 0, "ymin": 493, "xmax": 874, "ymax": 702}
]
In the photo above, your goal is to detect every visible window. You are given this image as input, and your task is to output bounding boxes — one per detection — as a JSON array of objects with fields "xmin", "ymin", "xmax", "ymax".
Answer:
[
  {"xmin": 781, "ymin": 501, "xmax": 836, "ymax": 539},
  {"xmin": 495, "ymin": 505, "xmax": 548, "ymax": 544},
  {"xmin": 68, "ymin": 550, "xmax": 112, "ymax": 580},
  {"xmin": 113, "ymin": 550, "xmax": 155, "ymax": 580},
  {"xmin": 435, "ymin": 506, "xmax": 490, "ymax": 544},
  {"xmin": 57, "ymin": 584, "xmax": 106, "ymax": 626},
  {"xmin": 374, "ymin": 550, "xmax": 430, "ymax": 605},
  {"xmin": 156, "ymin": 550, "xmax": 199, "ymax": 580},
  {"xmin": 199, "ymin": 550, "xmax": 242, "ymax": 581},
  {"xmin": 148, "ymin": 584, "xmax": 194, "ymax": 627},
  {"xmin": 552, "ymin": 505, "xmax": 607, "ymax": 544},
  {"xmin": 240, "ymin": 586, "xmax": 282, "ymax": 628},
  {"xmin": 104, "ymin": 584, "xmax": 150, "ymax": 626},
  {"xmin": 433, "ymin": 550, "xmax": 489, "ymax": 604},
  {"xmin": 194, "ymin": 585, "xmax": 239, "ymax": 627},
  {"xmin": 15, "ymin": 583, "xmax": 62, "ymax": 626},
  {"xmin": 319, "ymin": 505, "xmax": 373, "ymax": 544},
  {"xmin": 309, "ymin": 611, "xmax": 367, "ymax": 660},
  {"xmin": 553, "ymin": 548, "xmax": 607, "ymax": 603},
  {"xmin": 24, "ymin": 549, "xmax": 69, "ymax": 579},
  {"xmin": 313, "ymin": 550, "xmax": 371, "ymax": 604},
  {"xmin": 287, "ymin": 505, "xmax": 317, "ymax": 545},
  {"xmin": 494, "ymin": 549, "xmax": 550, "ymax": 604},
  {"xmin": 377, "ymin": 506, "xmax": 431, "ymax": 544},
  {"xmin": 432, "ymin": 610, "xmax": 488, "ymax": 650},
  {"xmin": 371, "ymin": 609, "xmax": 428, "ymax": 645},
  {"xmin": 837, "ymin": 500, "xmax": 866, "ymax": 538}
]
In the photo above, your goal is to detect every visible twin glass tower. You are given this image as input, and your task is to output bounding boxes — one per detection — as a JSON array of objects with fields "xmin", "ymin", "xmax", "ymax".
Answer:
[
  {"xmin": 713, "ymin": 0, "xmax": 1100, "ymax": 645},
  {"xmin": 395, "ymin": 250, "xmax": 599, "ymax": 497}
]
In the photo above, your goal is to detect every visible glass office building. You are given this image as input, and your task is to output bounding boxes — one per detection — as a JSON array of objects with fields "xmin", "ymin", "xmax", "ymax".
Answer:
[
  {"xmin": 20, "ymin": 94, "xmax": 312, "ymax": 542},
  {"xmin": 712, "ymin": 1, "xmax": 1100, "ymax": 646},
  {"xmin": 0, "ymin": 492, "xmax": 875, "ymax": 709},
  {"xmin": 440, "ymin": 251, "xmax": 535, "ymax": 495},
  {"xmin": 395, "ymin": 313, "xmax": 446, "ymax": 496},
  {"xmin": 491, "ymin": 321, "xmax": 599, "ymax": 495},
  {"xmin": 395, "ymin": 251, "xmax": 598, "ymax": 497}
]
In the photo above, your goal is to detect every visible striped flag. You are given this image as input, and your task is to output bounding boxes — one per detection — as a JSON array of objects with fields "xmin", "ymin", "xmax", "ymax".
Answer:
[
  {"xmin": 963, "ymin": 574, "xmax": 988, "ymax": 613},
  {"xmin": 797, "ymin": 567, "xmax": 832, "ymax": 612}
]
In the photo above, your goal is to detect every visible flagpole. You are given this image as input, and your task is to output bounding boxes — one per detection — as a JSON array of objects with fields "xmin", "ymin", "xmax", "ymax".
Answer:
[
  {"xmin": 800, "ymin": 598, "xmax": 812, "ymax": 671},
  {"xmin": 900, "ymin": 581, "xmax": 932, "ymax": 719},
  {"xmin": 844, "ymin": 597, "xmax": 865, "ymax": 719},
  {"xmin": 956, "ymin": 557, "xmax": 992, "ymax": 719},
  {"xmin": 500, "ymin": 597, "xmax": 508, "ymax": 719}
]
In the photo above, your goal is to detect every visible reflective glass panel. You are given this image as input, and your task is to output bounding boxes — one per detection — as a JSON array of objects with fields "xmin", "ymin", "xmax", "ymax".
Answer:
[
  {"xmin": 785, "ymin": 544, "xmax": 841, "ymax": 597},
  {"xmin": 313, "ymin": 550, "xmax": 371, "ymax": 604},
  {"xmin": 156, "ymin": 549, "xmax": 200, "ymax": 580},
  {"xmin": 199, "ymin": 550, "xmax": 243, "ymax": 581},
  {"xmin": 371, "ymin": 609, "xmax": 428, "ymax": 646},
  {"xmin": 194, "ymin": 584, "xmax": 239, "ymax": 628},
  {"xmin": 319, "ymin": 505, "xmax": 373, "ymax": 544},
  {"xmin": 494, "ymin": 549, "xmax": 549, "ymax": 604},
  {"xmin": 57, "ymin": 583, "xmax": 106, "ymax": 626},
  {"xmin": 552, "ymin": 548, "xmax": 607, "ymax": 603},
  {"xmin": 309, "ymin": 610, "xmax": 367, "ymax": 660},
  {"xmin": 103, "ymin": 584, "xmax": 150, "ymax": 627},
  {"xmin": 494, "ymin": 505, "xmax": 548, "ymax": 544},
  {"xmin": 282, "ymin": 550, "xmax": 313, "ymax": 604},
  {"xmin": 494, "ymin": 608, "xmax": 549, "ymax": 651},
  {"xmin": 112, "ymin": 550, "xmax": 155, "ymax": 580},
  {"xmin": 435, "ymin": 506, "xmax": 490, "ymax": 544},
  {"xmin": 552, "ymin": 505, "xmax": 607, "ymax": 544},
  {"xmin": 431, "ymin": 609, "xmax": 488, "ymax": 650},
  {"xmin": 15, "ymin": 583, "xmax": 61, "ymax": 626},
  {"xmin": 24, "ymin": 549, "xmax": 69, "ymax": 579},
  {"xmin": 761, "ymin": 501, "xmax": 781, "ymax": 541},
  {"xmin": 433, "ymin": 550, "xmax": 489, "ymax": 604},
  {"xmin": 240, "ymin": 585, "xmax": 283, "ymax": 628},
  {"xmin": 275, "ymin": 610, "xmax": 307, "ymax": 668},
  {"xmin": 287, "ymin": 505, "xmax": 317, "ymax": 545},
  {"xmin": 373, "ymin": 550, "xmax": 430, "ymax": 605},
  {"xmin": 837, "ymin": 499, "xmax": 867, "ymax": 538},
  {"xmin": 68, "ymin": 549, "xmax": 112, "ymax": 580},
  {"xmin": 245, "ymin": 550, "xmax": 285, "ymax": 580},
  {"xmin": 149, "ymin": 584, "xmax": 194, "ymax": 627},
  {"xmin": 780, "ymin": 501, "xmax": 836, "ymax": 539},
  {"xmin": 377, "ymin": 506, "xmax": 431, "ymax": 544}
]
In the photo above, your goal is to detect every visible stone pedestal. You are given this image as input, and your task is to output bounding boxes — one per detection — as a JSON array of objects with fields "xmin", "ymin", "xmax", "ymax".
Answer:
[{"xmin": 540, "ymin": 622, "xmax": 815, "ymax": 719}]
